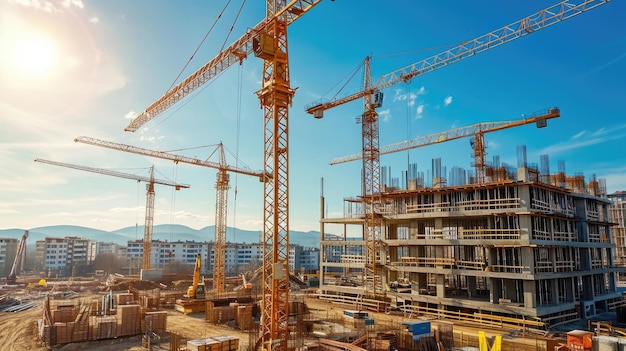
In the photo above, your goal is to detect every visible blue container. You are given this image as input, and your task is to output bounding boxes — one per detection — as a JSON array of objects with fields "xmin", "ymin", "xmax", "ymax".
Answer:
[{"xmin": 403, "ymin": 321, "xmax": 431, "ymax": 336}]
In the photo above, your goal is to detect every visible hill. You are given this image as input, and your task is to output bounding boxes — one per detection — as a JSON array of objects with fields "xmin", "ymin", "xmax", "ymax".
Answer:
[{"xmin": 0, "ymin": 224, "xmax": 322, "ymax": 248}]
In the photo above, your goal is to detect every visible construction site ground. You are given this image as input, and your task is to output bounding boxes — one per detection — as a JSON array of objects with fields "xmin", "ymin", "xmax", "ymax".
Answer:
[{"xmin": 1, "ymin": 283, "xmax": 573, "ymax": 351}]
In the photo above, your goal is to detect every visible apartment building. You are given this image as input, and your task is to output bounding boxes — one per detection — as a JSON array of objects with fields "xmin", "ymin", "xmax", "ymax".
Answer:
[
  {"xmin": 126, "ymin": 240, "xmax": 209, "ymax": 271},
  {"xmin": 609, "ymin": 191, "xmax": 626, "ymax": 283},
  {"xmin": 320, "ymin": 165, "xmax": 624, "ymax": 327},
  {"xmin": 124, "ymin": 240, "xmax": 320, "ymax": 275},
  {"xmin": 0, "ymin": 238, "xmax": 18, "ymax": 277},
  {"xmin": 35, "ymin": 237, "xmax": 91, "ymax": 274}
]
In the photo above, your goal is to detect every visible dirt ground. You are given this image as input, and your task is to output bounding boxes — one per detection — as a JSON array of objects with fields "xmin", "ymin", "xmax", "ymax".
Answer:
[
  {"xmin": 0, "ymin": 301, "xmax": 253, "ymax": 351},
  {"xmin": 0, "ymin": 290, "xmax": 564, "ymax": 351}
]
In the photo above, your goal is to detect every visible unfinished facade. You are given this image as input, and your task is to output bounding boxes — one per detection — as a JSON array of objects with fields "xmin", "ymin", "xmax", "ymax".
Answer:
[
  {"xmin": 609, "ymin": 191, "xmax": 626, "ymax": 283},
  {"xmin": 319, "ymin": 165, "xmax": 624, "ymax": 329}
]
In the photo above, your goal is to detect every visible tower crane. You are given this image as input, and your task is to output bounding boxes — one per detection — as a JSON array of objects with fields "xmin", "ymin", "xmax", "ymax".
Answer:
[
  {"xmin": 34, "ymin": 158, "xmax": 190, "ymax": 270},
  {"xmin": 74, "ymin": 136, "xmax": 268, "ymax": 294},
  {"xmin": 330, "ymin": 107, "xmax": 561, "ymax": 183},
  {"xmin": 120, "ymin": 1, "xmax": 321, "ymax": 349},
  {"xmin": 305, "ymin": 0, "xmax": 609, "ymax": 297},
  {"xmin": 6, "ymin": 230, "xmax": 28, "ymax": 284}
]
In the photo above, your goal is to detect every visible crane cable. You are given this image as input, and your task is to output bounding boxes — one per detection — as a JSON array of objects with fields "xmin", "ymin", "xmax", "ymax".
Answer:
[
  {"xmin": 169, "ymin": 164, "xmax": 179, "ymax": 242},
  {"xmin": 148, "ymin": 0, "xmax": 247, "ymax": 131},
  {"xmin": 231, "ymin": 62, "xmax": 244, "ymax": 243},
  {"xmin": 166, "ymin": 0, "xmax": 234, "ymax": 92}
]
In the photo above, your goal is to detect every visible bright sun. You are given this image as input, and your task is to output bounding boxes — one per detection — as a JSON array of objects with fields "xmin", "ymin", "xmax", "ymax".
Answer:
[{"xmin": 10, "ymin": 33, "xmax": 57, "ymax": 77}]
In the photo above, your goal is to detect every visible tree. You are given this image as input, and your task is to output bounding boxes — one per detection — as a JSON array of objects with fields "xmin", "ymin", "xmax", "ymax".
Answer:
[{"xmin": 93, "ymin": 253, "xmax": 124, "ymax": 274}]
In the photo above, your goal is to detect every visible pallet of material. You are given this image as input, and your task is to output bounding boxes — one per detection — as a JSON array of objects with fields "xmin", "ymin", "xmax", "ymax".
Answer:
[
  {"xmin": 115, "ymin": 292, "xmax": 135, "ymax": 306},
  {"xmin": 187, "ymin": 335, "xmax": 239, "ymax": 351},
  {"xmin": 175, "ymin": 299, "xmax": 206, "ymax": 314},
  {"xmin": 212, "ymin": 335, "xmax": 239, "ymax": 351},
  {"xmin": 90, "ymin": 316, "xmax": 117, "ymax": 340},
  {"xmin": 116, "ymin": 304, "xmax": 141, "ymax": 336},
  {"xmin": 143, "ymin": 310, "xmax": 167, "ymax": 333},
  {"xmin": 51, "ymin": 308, "xmax": 77, "ymax": 323},
  {"xmin": 187, "ymin": 337, "xmax": 221, "ymax": 351},
  {"xmin": 236, "ymin": 305, "xmax": 253, "ymax": 331}
]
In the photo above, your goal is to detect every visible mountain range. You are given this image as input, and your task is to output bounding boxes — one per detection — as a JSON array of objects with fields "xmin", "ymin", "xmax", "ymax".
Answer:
[{"xmin": 0, "ymin": 224, "xmax": 322, "ymax": 248}]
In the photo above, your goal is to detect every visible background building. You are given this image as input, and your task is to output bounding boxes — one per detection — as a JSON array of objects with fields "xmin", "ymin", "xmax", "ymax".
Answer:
[{"xmin": 0, "ymin": 238, "xmax": 18, "ymax": 277}]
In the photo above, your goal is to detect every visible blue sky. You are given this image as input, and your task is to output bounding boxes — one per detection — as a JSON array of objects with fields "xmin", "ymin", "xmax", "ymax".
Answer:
[{"xmin": 1, "ymin": 0, "xmax": 625, "ymax": 234}]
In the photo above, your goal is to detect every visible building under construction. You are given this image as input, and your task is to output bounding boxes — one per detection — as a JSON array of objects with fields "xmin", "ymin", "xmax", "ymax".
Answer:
[{"xmin": 318, "ymin": 149, "xmax": 624, "ymax": 330}]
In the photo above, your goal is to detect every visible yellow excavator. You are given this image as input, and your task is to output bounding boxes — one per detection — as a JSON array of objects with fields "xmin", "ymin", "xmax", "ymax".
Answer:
[
  {"xmin": 175, "ymin": 253, "xmax": 206, "ymax": 313},
  {"xmin": 185, "ymin": 253, "xmax": 206, "ymax": 299}
]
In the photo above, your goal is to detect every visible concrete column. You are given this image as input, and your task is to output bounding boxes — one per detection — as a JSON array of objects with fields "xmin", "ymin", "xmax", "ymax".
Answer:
[
  {"xmin": 518, "ymin": 215, "xmax": 532, "ymax": 241},
  {"xmin": 549, "ymin": 279, "xmax": 559, "ymax": 305},
  {"xmin": 523, "ymin": 280, "xmax": 536, "ymax": 308},
  {"xmin": 436, "ymin": 274, "xmax": 445, "ymax": 299},
  {"xmin": 490, "ymin": 278, "xmax": 502, "ymax": 303},
  {"xmin": 503, "ymin": 280, "xmax": 517, "ymax": 301},
  {"xmin": 467, "ymin": 276, "xmax": 478, "ymax": 299},
  {"xmin": 521, "ymin": 247, "xmax": 534, "ymax": 273},
  {"xmin": 417, "ymin": 273, "xmax": 428, "ymax": 295}
]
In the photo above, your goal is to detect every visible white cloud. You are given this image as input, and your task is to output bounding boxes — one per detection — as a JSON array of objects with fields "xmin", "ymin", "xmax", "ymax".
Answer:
[
  {"xmin": 572, "ymin": 131, "xmax": 586, "ymax": 140},
  {"xmin": 9, "ymin": 0, "xmax": 84, "ymax": 12},
  {"xmin": 62, "ymin": 0, "xmax": 84, "ymax": 9},
  {"xmin": 444, "ymin": 95, "xmax": 453, "ymax": 106},
  {"xmin": 379, "ymin": 109, "xmax": 391, "ymax": 122},
  {"xmin": 88, "ymin": 16, "xmax": 99, "ymax": 24},
  {"xmin": 415, "ymin": 104, "xmax": 424, "ymax": 119},
  {"xmin": 125, "ymin": 111, "xmax": 138, "ymax": 120}
]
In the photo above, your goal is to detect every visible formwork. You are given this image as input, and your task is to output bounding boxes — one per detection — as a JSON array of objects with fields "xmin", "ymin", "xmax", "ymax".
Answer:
[{"xmin": 39, "ymin": 292, "xmax": 169, "ymax": 347}]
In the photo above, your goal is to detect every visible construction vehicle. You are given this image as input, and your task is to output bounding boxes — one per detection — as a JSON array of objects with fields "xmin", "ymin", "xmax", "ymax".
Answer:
[
  {"xmin": 305, "ymin": 0, "xmax": 609, "ymax": 296},
  {"xmin": 186, "ymin": 254, "xmax": 206, "ymax": 299},
  {"xmin": 75, "ymin": 138, "xmax": 268, "ymax": 294},
  {"xmin": 6, "ymin": 230, "xmax": 28, "ymax": 284},
  {"xmin": 34, "ymin": 159, "xmax": 190, "ymax": 270},
  {"xmin": 175, "ymin": 254, "xmax": 208, "ymax": 314}
]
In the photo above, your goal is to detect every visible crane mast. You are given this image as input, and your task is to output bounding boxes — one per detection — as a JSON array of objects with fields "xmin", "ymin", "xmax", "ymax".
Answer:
[
  {"xmin": 34, "ymin": 159, "xmax": 190, "ymax": 270},
  {"xmin": 306, "ymin": 0, "xmax": 609, "ymax": 297},
  {"xmin": 120, "ymin": 1, "xmax": 321, "ymax": 349},
  {"xmin": 75, "ymin": 137, "xmax": 267, "ymax": 295},
  {"xmin": 331, "ymin": 107, "xmax": 561, "ymax": 182}
]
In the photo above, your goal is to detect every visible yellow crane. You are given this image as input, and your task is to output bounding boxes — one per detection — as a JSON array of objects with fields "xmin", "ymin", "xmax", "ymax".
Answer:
[
  {"xmin": 34, "ymin": 158, "xmax": 190, "ymax": 270},
  {"xmin": 74, "ymin": 136, "xmax": 268, "ymax": 294},
  {"xmin": 120, "ymin": 1, "xmax": 321, "ymax": 349},
  {"xmin": 305, "ymin": 0, "xmax": 609, "ymax": 297},
  {"xmin": 330, "ymin": 107, "xmax": 561, "ymax": 183}
]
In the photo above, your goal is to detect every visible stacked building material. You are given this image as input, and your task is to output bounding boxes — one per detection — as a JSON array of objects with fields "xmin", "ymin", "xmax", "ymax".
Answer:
[
  {"xmin": 236, "ymin": 305, "xmax": 253, "ymax": 331},
  {"xmin": 116, "ymin": 304, "xmax": 141, "ymax": 336},
  {"xmin": 90, "ymin": 316, "xmax": 117, "ymax": 340},
  {"xmin": 115, "ymin": 292, "xmax": 135, "ymax": 306},
  {"xmin": 186, "ymin": 336, "xmax": 239, "ymax": 351},
  {"xmin": 212, "ymin": 335, "xmax": 239, "ymax": 350},
  {"xmin": 144, "ymin": 310, "xmax": 167, "ymax": 333}
]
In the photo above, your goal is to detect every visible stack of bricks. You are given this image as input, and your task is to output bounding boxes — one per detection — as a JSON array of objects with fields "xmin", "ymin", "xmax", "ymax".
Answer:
[
  {"xmin": 116, "ymin": 304, "xmax": 141, "ymax": 336},
  {"xmin": 90, "ymin": 316, "xmax": 117, "ymax": 340},
  {"xmin": 186, "ymin": 336, "xmax": 239, "ymax": 351},
  {"xmin": 143, "ymin": 310, "xmax": 167, "ymax": 333}
]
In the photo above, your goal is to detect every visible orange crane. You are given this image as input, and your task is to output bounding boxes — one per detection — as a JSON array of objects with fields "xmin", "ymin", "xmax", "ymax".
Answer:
[
  {"xmin": 34, "ymin": 158, "xmax": 190, "ymax": 270},
  {"xmin": 120, "ymin": 1, "xmax": 321, "ymax": 349},
  {"xmin": 330, "ymin": 107, "xmax": 561, "ymax": 183},
  {"xmin": 74, "ymin": 136, "xmax": 268, "ymax": 294},
  {"xmin": 305, "ymin": 0, "xmax": 609, "ymax": 296},
  {"xmin": 6, "ymin": 230, "xmax": 28, "ymax": 284}
]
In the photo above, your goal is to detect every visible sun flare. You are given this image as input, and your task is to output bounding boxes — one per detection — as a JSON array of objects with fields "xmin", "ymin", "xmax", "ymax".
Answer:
[{"xmin": 10, "ymin": 32, "xmax": 57, "ymax": 77}]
